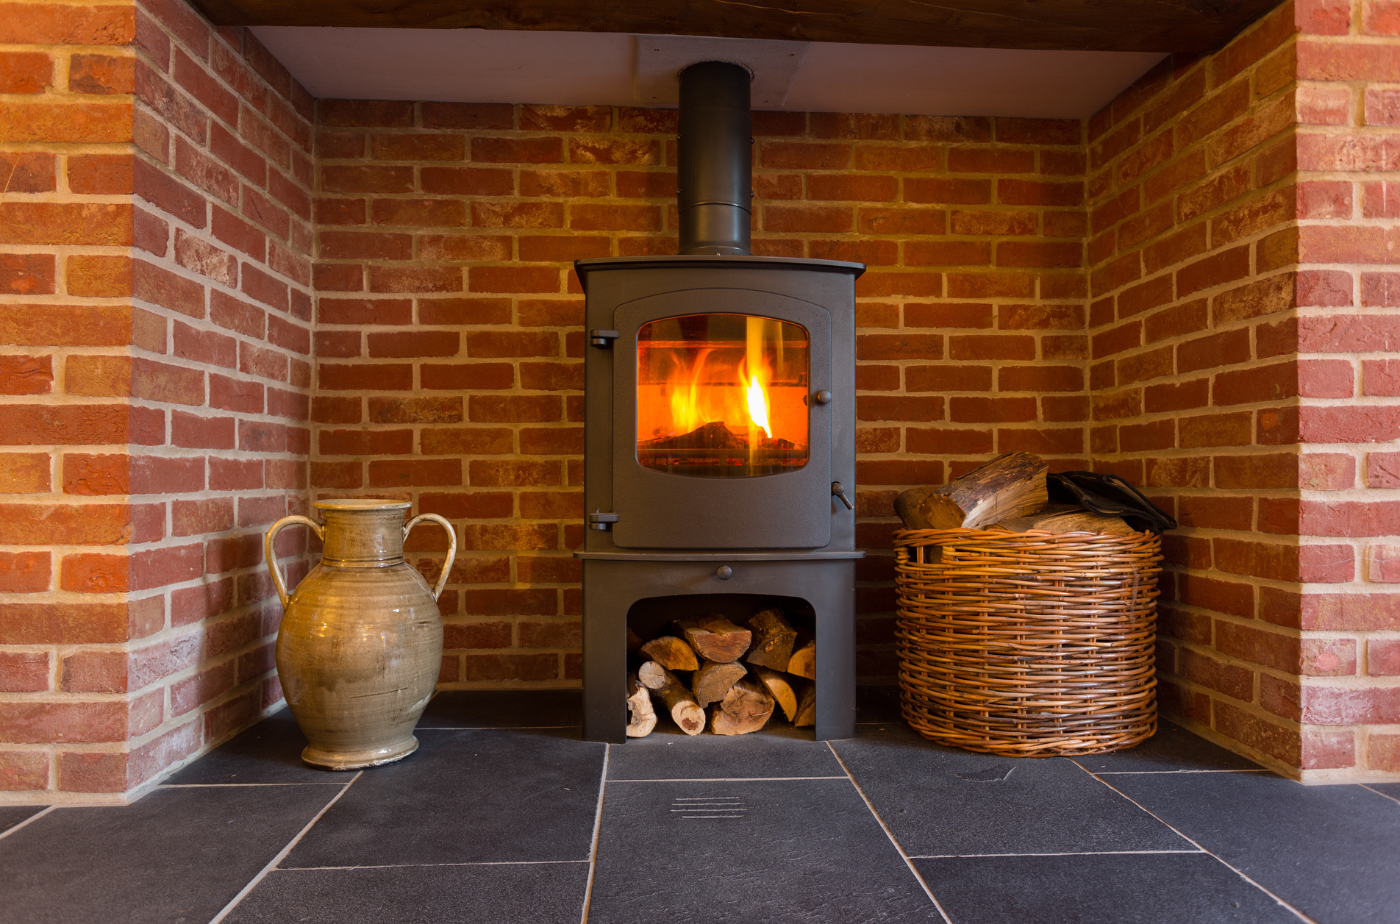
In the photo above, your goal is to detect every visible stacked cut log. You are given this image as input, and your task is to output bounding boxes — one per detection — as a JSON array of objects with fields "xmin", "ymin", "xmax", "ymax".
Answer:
[
  {"xmin": 894, "ymin": 452, "xmax": 1132, "ymax": 535},
  {"xmin": 629, "ymin": 608, "xmax": 817, "ymax": 737}
]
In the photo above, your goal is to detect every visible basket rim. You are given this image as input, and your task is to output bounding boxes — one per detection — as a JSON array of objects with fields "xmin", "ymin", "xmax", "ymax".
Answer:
[{"xmin": 893, "ymin": 526, "xmax": 1160, "ymax": 549}]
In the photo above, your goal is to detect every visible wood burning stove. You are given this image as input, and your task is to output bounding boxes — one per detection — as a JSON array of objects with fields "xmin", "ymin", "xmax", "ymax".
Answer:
[{"xmin": 575, "ymin": 61, "xmax": 864, "ymax": 743}]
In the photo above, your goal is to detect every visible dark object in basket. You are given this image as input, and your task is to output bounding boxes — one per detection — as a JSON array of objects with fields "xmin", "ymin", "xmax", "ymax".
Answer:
[{"xmin": 1048, "ymin": 472, "xmax": 1177, "ymax": 534}]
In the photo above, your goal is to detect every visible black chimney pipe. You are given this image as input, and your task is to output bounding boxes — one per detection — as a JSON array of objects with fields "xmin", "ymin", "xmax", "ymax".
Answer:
[{"xmin": 677, "ymin": 61, "xmax": 752, "ymax": 256}]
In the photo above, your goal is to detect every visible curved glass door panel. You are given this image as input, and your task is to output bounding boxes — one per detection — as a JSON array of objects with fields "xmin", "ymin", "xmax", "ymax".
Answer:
[{"xmin": 636, "ymin": 313, "xmax": 809, "ymax": 477}]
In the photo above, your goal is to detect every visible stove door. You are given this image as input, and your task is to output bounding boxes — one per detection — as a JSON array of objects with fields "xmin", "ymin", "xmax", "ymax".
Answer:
[{"xmin": 611, "ymin": 288, "xmax": 832, "ymax": 550}]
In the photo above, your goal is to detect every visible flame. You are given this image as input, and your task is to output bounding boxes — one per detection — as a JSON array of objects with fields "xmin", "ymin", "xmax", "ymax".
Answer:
[{"xmin": 746, "ymin": 372, "xmax": 771, "ymax": 439}]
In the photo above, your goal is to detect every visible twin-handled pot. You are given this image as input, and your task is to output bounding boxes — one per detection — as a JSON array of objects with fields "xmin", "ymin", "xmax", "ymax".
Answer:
[{"xmin": 264, "ymin": 499, "xmax": 457, "ymax": 769}]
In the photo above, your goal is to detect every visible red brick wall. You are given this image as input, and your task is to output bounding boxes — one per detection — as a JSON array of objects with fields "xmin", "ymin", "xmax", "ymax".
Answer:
[
  {"xmin": 1084, "ymin": 4, "xmax": 1305, "ymax": 773},
  {"xmin": 0, "ymin": 0, "xmax": 314, "ymax": 801},
  {"xmin": 308, "ymin": 103, "xmax": 1088, "ymax": 688},
  {"xmin": 1293, "ymin": 0, "xmax": 1400, "ymax": 777}
]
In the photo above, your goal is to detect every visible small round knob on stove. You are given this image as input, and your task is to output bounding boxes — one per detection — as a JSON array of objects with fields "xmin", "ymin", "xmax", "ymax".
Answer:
[
  {"xmin": 814, "ymin": 390, "xmax": 832, "ymax": 405},
  {"xmin": 716, "ymin": 565, "xmax": 733, "ymax": 580}
]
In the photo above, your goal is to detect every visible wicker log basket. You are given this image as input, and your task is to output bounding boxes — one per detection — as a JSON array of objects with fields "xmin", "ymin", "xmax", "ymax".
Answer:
[{"xmin": 894, "ymin": 527, "xmax": 1163, "ymax": 757}]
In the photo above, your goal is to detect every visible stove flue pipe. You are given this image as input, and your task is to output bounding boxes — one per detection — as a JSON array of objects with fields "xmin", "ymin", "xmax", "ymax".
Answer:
[{"xmin": 677, "ymin": 61, "xmax": 752, "ymax": 256}]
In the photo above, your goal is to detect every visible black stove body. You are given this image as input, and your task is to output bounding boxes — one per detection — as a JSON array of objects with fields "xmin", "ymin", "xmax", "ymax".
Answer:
[{"xmin": 574, "ymin": 61, "xmax": 864, "ymax": 743}]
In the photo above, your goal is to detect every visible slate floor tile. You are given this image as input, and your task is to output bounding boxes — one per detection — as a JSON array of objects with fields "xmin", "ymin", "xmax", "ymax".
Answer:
[
  {"xmin": 608, "ymin": 724, "xmax": 842, "ymax": 780},
  {"xmin": 417, "ymin": 690, "xmax": 582, "ymax": 729},
  {"xmin": 0, "ymin": 785, "xmax": 339, "ymax": 924},
  {"xmin": 223, "ymin": 862, "xmax": 590, "ymax": 924},
  {"xmin": 831, "ymin": 724, "xmax": 1189, "ymax": 857},
  {"xmin": 1071, "ymin": 722, "xmax": 1262, "ymax": 775},
  {"xmin": 1368, "ymin": 782, "xmax": 1400, "ymax": 804},
  {"xmin": 164, "ymin": 708, "xmax": 336, "ymax": 786},
  {"xmin": 916, "ymin": 853, "xmax": 1299, "ymax": 924},
  {"xmin": 281, "ymin": 728, "xmax": 604, "ymax": 869},
  {"xmin": 588, "ymin": 778, "xmax": 942, "ymax": 924},
  {"xmin": 1110, "ymin": 771, "xmax": 1400, "ymax": 924},
  {"xmin": 0, "ymin": 806, "xmax": 43, "ymax": 836}
]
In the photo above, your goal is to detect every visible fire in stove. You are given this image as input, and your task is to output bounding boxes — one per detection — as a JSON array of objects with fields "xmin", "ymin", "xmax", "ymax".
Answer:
[{"xmin": 635, "ymin": 312, "xmax": 810, "ymax": 476}]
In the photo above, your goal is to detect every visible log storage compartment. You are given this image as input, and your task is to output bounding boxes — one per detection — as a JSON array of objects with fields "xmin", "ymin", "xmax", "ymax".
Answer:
[{"xmin": 575, "ymin": 60, "xmax": 863, "ymax": 744}]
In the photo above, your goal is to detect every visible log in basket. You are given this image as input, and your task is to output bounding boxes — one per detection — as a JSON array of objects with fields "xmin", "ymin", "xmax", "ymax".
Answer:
[{"xmin": 893, "ymin": 527, "xmax": 1163, "ymax": 757}]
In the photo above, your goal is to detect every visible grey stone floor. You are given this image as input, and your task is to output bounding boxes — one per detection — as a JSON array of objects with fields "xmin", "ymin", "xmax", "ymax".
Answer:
[{"xmin": 2, "ymin": 689, "xmax": 1398, "ymax": 924}]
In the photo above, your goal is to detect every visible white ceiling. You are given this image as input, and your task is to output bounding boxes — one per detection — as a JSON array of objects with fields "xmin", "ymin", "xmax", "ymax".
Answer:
[{"xmin": 251, "ymin": 27, "xmax": 1167, "ymax": 120}]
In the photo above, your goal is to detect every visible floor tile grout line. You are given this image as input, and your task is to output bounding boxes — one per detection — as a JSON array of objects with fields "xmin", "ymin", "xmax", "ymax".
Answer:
[
  {"xmin": 1091, "ymin": 769, "xmax": 1270, "ymax": 776},
  {"xmin": 205, "ymin": 769, "xmax": 363, "ymax": 924},
  {"xmin": 281, "ymin": 860, "xmax": 591, "ymax": 871},
  {"xmin": 608, "ymin": 776, "xmax": 849, "ymax": 783},
  {"xmin": 1076, "ymin": 764, "xmax": 1320, "ymax": 924},
  {"xmin": 1362, "ymin": 784, "xmax": 1400, "ymax": 806},
  {"xmin": 0, "ymin": 806, "xmax": 56, "ymax": 842},
  {"xmin": 579, "ymin": 742, "xmax": 610, "ymax": 924},
  {"xmin": 908, "ymin": 850, "xmax": 1206, "ymax": 859},
  {"xmin": 825, "ymin": 741, "xmax": 954, "ymax": 924}
]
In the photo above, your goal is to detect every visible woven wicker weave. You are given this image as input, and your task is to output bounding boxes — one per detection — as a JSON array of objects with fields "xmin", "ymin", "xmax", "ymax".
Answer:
[{"xmin": 894, "ymin": 527, "xmax": 1162, "ymax": 757}]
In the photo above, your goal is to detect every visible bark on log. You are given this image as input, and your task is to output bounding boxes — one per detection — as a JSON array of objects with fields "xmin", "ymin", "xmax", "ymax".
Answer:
[
  {"xmin": 639, "ymin": 635, "xmax": 699, "ymax": 671},
  {"xmin": 676, "ymin": 615, "xmax": 752, "ymax": 663},
  {"xmin": 710, "ymin": 677, "xmax": 775, "ymax": 736},
  {"xmin": 794, "ymin": 682, "xmax": 816, "ymax": 727},
  {"xmin": 626, "ymin": 672, "xmax": 657, "ymax": 738},
  {"xmin": 745, "ymin": 609, "xmax": 797, "ymax": 671},
  {"xmin": 625, "ymin": 626, "xmax": 644, "ymax": 653},
  {"xmin": 637, "ymin": 661, "xmax": 704, "ymax": 735},
  {"xmin": 755, "ymin": 667, "xmax": 797, "ymax": 722},
  {"xmin": 787, "ymin": 638, "xmax": 816, "ymax": 680},
  {"xmin": 895, "ymin": 451, "xmax": 1049, "ymax": 530},
  {"xmin": 692, "ymin": 659, "xmax": 748, "ymax": 707},
  {"xmin": 993, "ymin": 507, "xmax": 1133, "ymax": 535}
]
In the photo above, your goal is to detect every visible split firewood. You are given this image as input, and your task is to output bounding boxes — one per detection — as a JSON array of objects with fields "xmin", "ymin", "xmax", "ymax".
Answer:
[
  {"xmin": 626, "ymin": 672, "xmax": 657, "ymax": 738},
  {"xmin": 625, "ymin": 627, "xmax": 644, "ymax": 653},
  {"xmin": 745, "ymin": 609, "xmax": 797, "ymax": 671},
  {"xmin": 993, "ymin": 506, "xmax": 1133, "ymax": 535},
  {"xmin": 787, "ymin": 638, "xmax": 816, "ymax": 680},
  {"xmin": 639, "ymin": 635, "xmax": 699, "ymax": 672},
  {"xmin": 691, "ymin": 659, "xmax": 747, "ymax": 707},
  {"xmin": 676, "ymin": 615, "xmax": 751, "ymax": 663},
  {"xmin": 895, "ymin": 451, "xmax": 1049, "ymax": 530},
  {"xmin": 710, "ymin": 677, "xmax": 776, "ymax": 736},
  {"xmin": 793, "ymin": 682, "xmax": 816, "ymax": 727},
  {"xmin": 755, "ymin": 667, "xmax": 797, "ymax": 722},
  {"xmin": 637, "ymin": 661, "xmax": 705, "ymax": 735}
]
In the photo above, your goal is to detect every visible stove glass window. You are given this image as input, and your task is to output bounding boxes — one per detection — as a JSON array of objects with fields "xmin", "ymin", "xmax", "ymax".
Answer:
[{"xmin": 636, "ymin": 313, "xmax": 809, "ymax": 477}]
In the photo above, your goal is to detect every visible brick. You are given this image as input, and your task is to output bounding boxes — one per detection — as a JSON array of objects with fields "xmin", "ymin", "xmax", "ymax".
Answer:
[{"xmin": 904, "ymin": 177, "xmax": 990, "ymax": 204}]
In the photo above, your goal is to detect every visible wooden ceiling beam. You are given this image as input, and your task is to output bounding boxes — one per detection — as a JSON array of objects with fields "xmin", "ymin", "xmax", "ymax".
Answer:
[{"xmin": 188, "ymin": 0, "xmax": 1284, "ymax": 54}]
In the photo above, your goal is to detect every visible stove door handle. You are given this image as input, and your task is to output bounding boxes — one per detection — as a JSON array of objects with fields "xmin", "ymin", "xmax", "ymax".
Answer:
[{"xmin": 831, "ymin": 482, "xmax": 854, "ymax": 510}]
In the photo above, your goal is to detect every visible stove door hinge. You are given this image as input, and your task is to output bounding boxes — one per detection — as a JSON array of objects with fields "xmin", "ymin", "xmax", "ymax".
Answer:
[
  {"xmin": 589, "ymin": 510, "xmax": 619, "ymax": 530},
  {"xmin": 589, "ymin": 329, "xmax": 620, "ymax": 348}
]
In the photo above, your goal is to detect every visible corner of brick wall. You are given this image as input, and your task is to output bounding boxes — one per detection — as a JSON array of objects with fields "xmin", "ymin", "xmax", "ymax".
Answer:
[
  {"xmin": 0, "ymin": 0, "xmax": 315, "ymax": 801},
  {"xmin": 1291, "ymin": 0, "xmax": 1400, "ymax": 778}
]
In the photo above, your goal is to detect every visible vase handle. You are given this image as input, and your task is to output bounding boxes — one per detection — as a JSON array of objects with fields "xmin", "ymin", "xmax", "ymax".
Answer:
[
  {"xmin": 264, "ymin": 515, "xmax": 323, "ymax": 610},
  {"xmin": 404, "ymin": 514, "xmax": 457, "ymax": 602}
]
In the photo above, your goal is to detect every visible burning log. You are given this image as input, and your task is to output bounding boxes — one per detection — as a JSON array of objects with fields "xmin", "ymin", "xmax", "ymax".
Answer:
[
  {"xmin": 794, "ymin": 682, "xmax": 816, "ymax": 727},
  {"xmin": 710, "ymin": 677, "xmax": 775, "ymax": 736},
  {"xmin": 745, "ymin": 609, "xmax": 797, "ymax": 671},
  {"xmin": 895, "ymin": 451, "xmax": 1049, "ymax": 530},
  {"xmin": 755, "ymin": 667, "xmax": 797, "ymax": 722},
  {"xmin": 692, "ymin": 660, "xmax": 748, "ymax": 707},
  {"xmin": 642, "ymin": 420, "xmax": 747, "ymax": 451},
  {"xmin": 787, "ymin": 638, "xmax": 816, "ymax": 680},
  {"xmin": 639, "ymin": 635, "xmax": 699, "ymax": 671},
  {"xmin": 676, "ymin": 615, "xmax": 752, "ymax": 663},
  {"xmin": 626, "ymin": 672, "xmax": 657, "ymax": 738},
  {"xmin": 638, "ymin": 661, "xmax": 705, "ymax": 735}
]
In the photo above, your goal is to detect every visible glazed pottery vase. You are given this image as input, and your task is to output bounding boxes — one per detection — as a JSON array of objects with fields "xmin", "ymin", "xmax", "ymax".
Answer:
[{"xmin": 264, "ymin": 499, "xmax": 456, "ymax": 770}]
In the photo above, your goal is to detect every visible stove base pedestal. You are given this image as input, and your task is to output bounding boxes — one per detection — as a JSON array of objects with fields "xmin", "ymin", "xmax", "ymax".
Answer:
[{"xmin": 579, "ymin": 554, "xmax": 858, "ymax": 743}]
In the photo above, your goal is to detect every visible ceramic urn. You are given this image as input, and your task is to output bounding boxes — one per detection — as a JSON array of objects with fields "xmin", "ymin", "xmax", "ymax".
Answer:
[{"xmin": 264, "ymin": 499, "xmax": 456, "ymax": 770}]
